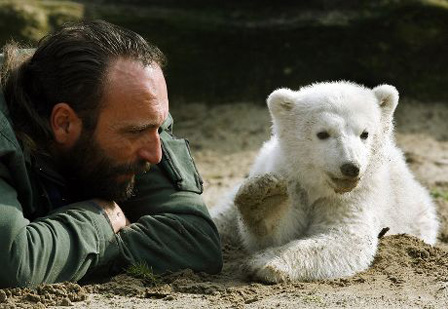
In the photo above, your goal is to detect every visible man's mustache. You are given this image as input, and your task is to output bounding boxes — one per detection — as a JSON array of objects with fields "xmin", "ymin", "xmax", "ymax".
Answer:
[{"xmin": 108, "ymin": 161, "xmax": 151, "ymax": 176}]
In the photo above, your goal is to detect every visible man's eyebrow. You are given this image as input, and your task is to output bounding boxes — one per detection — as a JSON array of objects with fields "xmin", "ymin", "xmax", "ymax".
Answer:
[{"xmin": 118, "ymin": 122, "xmax": 160, "ymax": 133}]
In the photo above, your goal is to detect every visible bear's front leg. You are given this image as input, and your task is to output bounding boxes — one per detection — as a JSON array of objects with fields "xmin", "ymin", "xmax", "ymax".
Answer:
[
  {"xmin": 244, "ymin": 228, "xmax": 378, "ymax": 283},
  {"xmin": 235, "ymin": 174, "xmax": 290, "ymax": 244}
]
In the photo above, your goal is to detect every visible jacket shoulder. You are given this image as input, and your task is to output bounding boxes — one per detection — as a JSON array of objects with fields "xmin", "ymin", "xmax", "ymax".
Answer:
[{"xmin": 158, "ymin": 114, "xmax": 203, "ymax": 194}]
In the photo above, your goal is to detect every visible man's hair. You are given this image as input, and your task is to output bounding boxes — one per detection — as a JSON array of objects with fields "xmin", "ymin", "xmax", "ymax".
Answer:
[{"xmin": 0, "ymin": 20, "xmax": 166, "ymax": 153}]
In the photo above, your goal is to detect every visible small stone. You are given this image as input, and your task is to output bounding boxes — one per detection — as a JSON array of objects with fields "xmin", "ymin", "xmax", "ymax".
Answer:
[
  {"xmin": 245, "ymin": 297, "xmax": 258, "ymax": 304},
  {"xmin": 35, "ymin": 302, "xmax": 46, "ymax": 309},
  {"xmin": 24, "ymin": 293, "xmax": 41, "ymax": 302},
  {"xmin": 60, "ymin": 297, "xmax": 72, "ymax": 306},
  {"xmin": 164, "ymin": 295, "xmax": 175, "ymax": 301},
  {"xmin": 0, "ymin": 290, "xmax": 7, "ymax": 303}
]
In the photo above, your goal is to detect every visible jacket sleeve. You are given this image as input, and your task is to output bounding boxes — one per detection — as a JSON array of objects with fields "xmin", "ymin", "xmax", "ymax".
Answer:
[
  {"xmin": 0, "ymin": 130, "xmax": 121, "ymax": 288},
  {"xmin": 115, "ymin": 115, "xmax": 222, "ymax": 275}
]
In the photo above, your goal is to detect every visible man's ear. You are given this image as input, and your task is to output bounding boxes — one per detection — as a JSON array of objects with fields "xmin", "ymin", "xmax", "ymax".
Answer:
[{"xmin": 50, "ymin": 103, "xmax": 82, "ymax": 149}]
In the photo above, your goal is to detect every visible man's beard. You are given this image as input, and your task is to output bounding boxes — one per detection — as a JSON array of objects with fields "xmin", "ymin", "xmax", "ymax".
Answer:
[{"xmin": 59, "ymin": 131, "xmax": 151, "ymax": 202}]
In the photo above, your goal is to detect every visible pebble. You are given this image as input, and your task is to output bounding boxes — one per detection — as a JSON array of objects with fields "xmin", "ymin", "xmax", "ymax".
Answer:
[
  {"xmin": 0, "ymin": 290, "xmax": 7, "ymax": 303},
  {"xmin": 60, "ymin": 297, "xmax": 72, "ymax": 306}
]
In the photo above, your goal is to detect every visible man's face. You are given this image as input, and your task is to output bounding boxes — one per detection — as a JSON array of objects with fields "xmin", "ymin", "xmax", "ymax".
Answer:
[{"xmin": 61, "ymin": 59, "xmax": 169, "ymax": 202}]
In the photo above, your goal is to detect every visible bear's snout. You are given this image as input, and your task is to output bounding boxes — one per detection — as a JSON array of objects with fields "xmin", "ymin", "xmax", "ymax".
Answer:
[{"xmin": 340, "ymin": 163, "xmax": 360, "ymax": 178}]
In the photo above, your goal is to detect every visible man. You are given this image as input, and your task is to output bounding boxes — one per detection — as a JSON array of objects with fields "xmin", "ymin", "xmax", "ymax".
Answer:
[{"xmin": 0, "ymin": 20, "xmax": 222, "ymax": 287}]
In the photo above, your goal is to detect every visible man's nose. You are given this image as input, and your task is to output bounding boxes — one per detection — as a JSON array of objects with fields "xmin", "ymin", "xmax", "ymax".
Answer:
[{"xmin": 137, "ymin": 131, "xmax": 162, "ymax": 164}]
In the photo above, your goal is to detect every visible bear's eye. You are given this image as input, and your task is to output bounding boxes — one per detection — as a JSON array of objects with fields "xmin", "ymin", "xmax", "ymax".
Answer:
[
  {"xmin": 317, "ymin": 131, "xmax": 330, "ymax": 140},
  {"xmin": 360, "ymin": 131, "xmax": 369, "ymax": 140}
]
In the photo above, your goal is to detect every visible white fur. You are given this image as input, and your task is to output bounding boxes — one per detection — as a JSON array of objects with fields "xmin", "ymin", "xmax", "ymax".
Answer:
[{"xmin": 211, "ymin": 81, "xmax": 439, "ymax": 283}]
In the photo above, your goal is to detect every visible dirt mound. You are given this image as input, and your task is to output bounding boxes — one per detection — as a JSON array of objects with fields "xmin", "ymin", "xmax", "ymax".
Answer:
[{"xmin": 0, "ymin": 282, "xmax": 87, "ymax": 308}]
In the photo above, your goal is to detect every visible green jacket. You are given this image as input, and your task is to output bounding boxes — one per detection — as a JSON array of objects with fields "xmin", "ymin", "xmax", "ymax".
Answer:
[{"xmin": 0, "ymin": 56, "xmax": 222, "ymax": 288}]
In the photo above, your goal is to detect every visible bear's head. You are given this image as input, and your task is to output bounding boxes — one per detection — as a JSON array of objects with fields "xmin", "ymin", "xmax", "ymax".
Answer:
[{"xmin": 267, "ymin": 81, "xmax": 399, "ymax": 195}]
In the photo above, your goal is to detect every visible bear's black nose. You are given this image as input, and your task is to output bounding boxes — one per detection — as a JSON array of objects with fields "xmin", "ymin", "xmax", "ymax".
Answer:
[{"xmin": 340, "ymin": 163, "xmax": 360, "ymax": 178}]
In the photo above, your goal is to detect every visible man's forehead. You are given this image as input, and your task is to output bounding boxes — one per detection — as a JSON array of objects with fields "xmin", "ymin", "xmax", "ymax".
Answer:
[
  {"xmin": 103, "ymin": 57, "xmax": 166, "ymax": 100},
  {"xmin": 97, "ymin": 58, "xmax": 169, "ymax": 127},
  {"xmin": 106, "ymin": 58, "xmax": 163, "ymax": 90}
]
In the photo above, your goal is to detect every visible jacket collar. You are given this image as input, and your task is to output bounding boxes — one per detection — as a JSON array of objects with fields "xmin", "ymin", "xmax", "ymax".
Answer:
[
  {"xmin": 31, "ymin": 153, "xmax": 66, "ymax": 187},
  {"xmin": 0, "ymin": 88, "xmax": 66, "ymax": 187}
]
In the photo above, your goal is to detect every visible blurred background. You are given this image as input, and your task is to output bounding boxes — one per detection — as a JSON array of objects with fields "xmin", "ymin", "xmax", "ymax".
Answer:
[{"xmin": 1, "ymin": 0, "xmax": 448, "ymax": 104}]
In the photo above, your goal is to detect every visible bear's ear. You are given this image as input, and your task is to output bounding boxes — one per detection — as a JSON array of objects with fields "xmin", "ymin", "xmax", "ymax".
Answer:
[
  {"xmin": 267, "ymin": 88, "xmax": 296, "ymax": 118},
  {"xmin": 373, "ymin": 84, "xmax": 399, "ymax": 118}
]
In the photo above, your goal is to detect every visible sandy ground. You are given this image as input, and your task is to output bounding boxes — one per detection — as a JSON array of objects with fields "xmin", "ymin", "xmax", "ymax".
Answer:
[{"xmin": 0, "ymin": 100, "xmax": 447, "ymax": 309}]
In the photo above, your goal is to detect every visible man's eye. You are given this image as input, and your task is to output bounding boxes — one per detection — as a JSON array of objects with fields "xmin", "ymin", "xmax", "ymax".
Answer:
[
  {"xmin": 317, "ymin": 131, "xmax": 330, "ymax": 140},
  {"xmin": 130, "ymin": 128, "xmax": 146, "ymax": 135}
]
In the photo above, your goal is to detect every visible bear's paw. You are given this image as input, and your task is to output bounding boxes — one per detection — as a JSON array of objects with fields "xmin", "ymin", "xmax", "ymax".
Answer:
[
  {"xmin": 245, "ymin": 251, "xmax": 291, "ymax": 283},
  {"xmin": 235, "ymin": 174, "xmax": 288, "ymax": 221}
]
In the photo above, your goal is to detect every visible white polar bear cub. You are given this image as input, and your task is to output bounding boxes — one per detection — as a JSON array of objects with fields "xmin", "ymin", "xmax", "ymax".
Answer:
[{"xmin": 211, "ymin": 81, "xmax": 439, "ymax": 283}]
